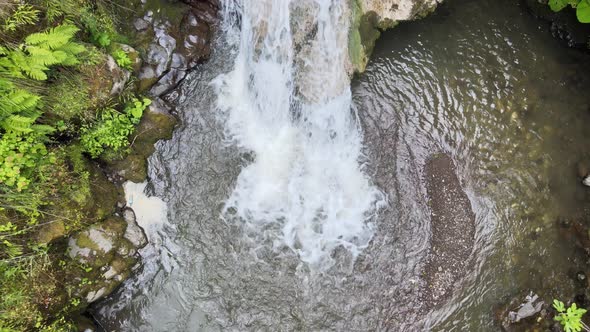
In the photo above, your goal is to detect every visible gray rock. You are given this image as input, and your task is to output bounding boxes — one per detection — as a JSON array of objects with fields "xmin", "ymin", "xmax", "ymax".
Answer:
[
  {"xmin": 106, "ymin": 55, "xmax": 131, "ymax": 96},
  {"xmin": 507, "ymin": 292, "xmax": 545, "ymax": 323},
  {"xmin": 143, "ymin": 43, "xmax": 171, "ymax": 78},
  {"xmin": 123, "ymin": 208, "xmax": 148, "ymax": 249},
  {"xmin": 154, "ymin": 22, "xmax": 176, "ymax": 57},
  {"xmin": 134, "ymin": 18, "xmax": 150, "ymax": 31},
  {"xmin": 150, "ymin": 54, "xmax": 188, "ymax": 96},
  {"xmin": 86, "ymin": 287, "xmax": 106, "ymax": 303}
]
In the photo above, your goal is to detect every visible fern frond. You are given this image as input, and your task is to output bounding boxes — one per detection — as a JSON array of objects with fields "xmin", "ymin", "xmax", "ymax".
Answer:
[
  {"xmin": 21, "ymin": 63, "xmax": 48, "ymax": 81},
  {"xmin": 2, "ymin": 5, "xmax": 40, "ymax": 32},
  {"xmin": 25, "ymin": 46, "xmax": 61, "ymax": 66},
  {"xmin": 57, "ymin": 42, "xmax": 86, "ymax": 56},
  {"xmin": 5, "ymin": 89, "xmax": 40, "ymax": 113},
  {"xmin": 25, "ymin": 24, "xmax": 79, "ymax": 50},
  {"xmin": 1, "ymin": 115, "xmax": 36, "ymax": 133},
  {"xmin": 31, "ymin": 124, "xmax": 55, "ymax": 135}
]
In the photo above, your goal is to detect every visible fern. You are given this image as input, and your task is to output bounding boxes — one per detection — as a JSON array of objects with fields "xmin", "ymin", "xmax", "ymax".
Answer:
[
  {"xmin": 0, "ymin": 79, "xmax": 40, "ymax": 121},
  {"xmin": 0, "ymin": 24, "xmax": 86, "ymax": 81},
  {"xmin": 1, "ymin": 115, "xmax": 36, "ymax": 133},
  {"xmin": 2, "ymin": 5, "xmax": 40, "ymax": 33},
  {"xmin": 25, "ymin": 24, "xmax": 80, "ymax": 50}
]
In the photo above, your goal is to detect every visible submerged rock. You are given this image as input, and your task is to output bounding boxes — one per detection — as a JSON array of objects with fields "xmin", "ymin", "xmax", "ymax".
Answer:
[
  {"xmin": 495, "ymin": 292, "xmax": 548, "ymax": 331},
  {"xmin": 421, "ymin": 153, "xmax": 475, "ymax": 309}
]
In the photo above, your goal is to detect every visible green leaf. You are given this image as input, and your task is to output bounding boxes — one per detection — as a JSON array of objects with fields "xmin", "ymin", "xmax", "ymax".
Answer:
[
  {"xmin": 577, "ymin": 0, "xmax": 590, "ymax": 22},
  {"xmin": 550, "ymin": 0, "xmax": 570, "ymax": 11}
]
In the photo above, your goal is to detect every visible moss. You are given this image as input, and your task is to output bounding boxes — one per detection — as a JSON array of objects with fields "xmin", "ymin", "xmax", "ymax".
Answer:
[
  {"xmin": 85, "ymin": 162, "xmax": 123, "ymax": 220},
  {"xmin": 349, "ymin": 0, "xmax": 367, "ymax": 73},
  {"xmin": 348, "ymin": 1, "xmax": 386, "ymax": 73},
  {"xmin": 75, "ymin": 232, "xmax": 102, "ymax": 253},
  {"xmin": 358, "ymin": 11, "xmax": 382, "ymax": 64},
  {"xmin": 45, "ymin": 75, "xmax": 93, "ymax": 122},
  {"xmin": 100, "ymin": 216, "xmax": 126, "ymax": 237},
  {"xmin": 36, "ymin": 220, "xmax": 66, "ymax": 244},
  {"xmin": 106, "ymin": 106, "xmax": 177, "ymax": 182}
]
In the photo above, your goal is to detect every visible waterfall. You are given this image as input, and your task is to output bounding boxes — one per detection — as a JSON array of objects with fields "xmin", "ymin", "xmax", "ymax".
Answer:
[{"xmin": 213, "ymin": 0, "xmax": 385, "ymax": 268}]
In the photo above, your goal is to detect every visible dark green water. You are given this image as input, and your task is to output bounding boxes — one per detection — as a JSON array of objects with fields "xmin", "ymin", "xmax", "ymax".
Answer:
[
  {"xmin": 356, "ymin": 0, "xmax": 590, "ymax": 329},
  {"xmin": 95, "ymin": 0, "xmax": 590, "ymax": 330}
]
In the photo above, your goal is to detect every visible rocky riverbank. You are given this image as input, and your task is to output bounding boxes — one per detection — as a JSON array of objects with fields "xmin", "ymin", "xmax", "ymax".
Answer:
[{"xmin": 66, "ymin": 0, "xmax": 220, "ymax": 329}]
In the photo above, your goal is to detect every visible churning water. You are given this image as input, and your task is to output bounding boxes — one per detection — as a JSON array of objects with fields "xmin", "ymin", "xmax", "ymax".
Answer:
[
  {"xmin": 95, "ymin": 0, "xmax": 590, "ymax": 330},
  {"xmin": 212, "ymin": 0, "xmax": 384, "ymax": 267}
]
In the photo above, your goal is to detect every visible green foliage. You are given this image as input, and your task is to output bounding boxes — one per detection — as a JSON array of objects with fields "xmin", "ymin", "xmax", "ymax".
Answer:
[
  {"xmin": 1, "ymin": 4, "xmax": 40, "ymax": 32},
  {"xmin": 81, "ymin": 98, "xmax": 150, "ymax": 158},
  {"xmin": 45, "ymin": 74, "xmax": 92, "ymax": 122},
  {"xmin": 112, "ymin": 49, "xmax": 132, "ymax": 70},
  {"xmin": 0, "ymin": 1, "xmax": 147, "ymax": 330},
  {"xmin": 549, "ymin": 0, "xmax": 590, "ymax": 23},
  {"xmin": 0, "ymin": 24, "xmax": 85, "ymax": 81},
  {"xmin": 79, "ymin": 7, "xmax": 117, "ymax": 48},
  {"xmin": 37, "ymin": 0, "xmax": 86, "ymax": 23},
  {"xmin": 0, "ymin": 131, "xmax": 52, "ymax": 191},
  {"xmin": 553, "ymin": 299, "xmax": 589, "ymax": 332}
]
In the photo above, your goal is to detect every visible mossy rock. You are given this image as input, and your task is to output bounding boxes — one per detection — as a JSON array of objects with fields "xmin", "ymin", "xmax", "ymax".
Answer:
[
  {"xmin": 86, "ymin": 162, "xmax": 123, "ymax": 220},
  {"xmin": 36, "ymin": 220, "xmax": 66, "ymax": 244},
  {"xmin": 80, "ymin": 52, "xmax": 131, "ymax": 110},
  {"xmin": 106, "ymin": 99, "xmax": 177, "ymax": 182},
  {"xmin": 68, "ymin": 216, "xmax": 128, "ymax": 265},
  {"xmin": 349, "ymin": 3, "xmax": 384, "ymax": 73},
  {"xmin": 45, "ymin": 75, "xmax": 93, "ymax": 122}
]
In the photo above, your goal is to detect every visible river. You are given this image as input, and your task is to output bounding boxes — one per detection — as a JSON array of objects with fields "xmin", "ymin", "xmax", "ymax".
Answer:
[{"xmin": 95, "ymin": 0, "xmax": 590, "ymax": 330}]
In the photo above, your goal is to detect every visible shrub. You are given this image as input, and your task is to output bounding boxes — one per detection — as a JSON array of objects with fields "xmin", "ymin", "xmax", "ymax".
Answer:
[
  {"xmin": 80, "ymin": 97, "xmax": 150, "ymax": 158},
  {"xmin": 1, "ymin": 4, "xmax": 40, "ymax": 33}
]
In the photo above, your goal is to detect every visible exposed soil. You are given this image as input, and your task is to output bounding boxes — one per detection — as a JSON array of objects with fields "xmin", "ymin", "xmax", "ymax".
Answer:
[{"xmin": 421, "ymin": 153, "xmax": 475, "ymax": 310}]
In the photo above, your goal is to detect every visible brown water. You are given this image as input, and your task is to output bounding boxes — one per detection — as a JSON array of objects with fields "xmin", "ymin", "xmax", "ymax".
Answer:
[{"xmin": 95, "ymin": 0, "xmax": 590, "ymax": 330}]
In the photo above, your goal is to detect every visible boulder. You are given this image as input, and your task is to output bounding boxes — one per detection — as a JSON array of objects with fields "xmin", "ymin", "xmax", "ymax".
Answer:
[
  {"xmin": 350, "ymin": 0, "xmax": 442, "ymax": 72},
  {"xmin": 135, "ymin": 1, "xmax": 216, "ymax": 95},
  {"xmin": 67, "ymin": 217, "xmax": 139, "ymax": 304},
  {"xmin": 123, "ymin": 208, "xmax": 148, "ymax": 249}
]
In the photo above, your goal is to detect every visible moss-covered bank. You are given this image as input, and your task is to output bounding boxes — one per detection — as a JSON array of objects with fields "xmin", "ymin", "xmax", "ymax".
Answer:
[{"xmin": 0, "ymin": 0, "xmax": 216, "ymax": 330}]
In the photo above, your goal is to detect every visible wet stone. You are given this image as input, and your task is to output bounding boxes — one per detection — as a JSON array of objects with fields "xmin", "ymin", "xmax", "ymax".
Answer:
[
  {"xmin": 123, "ymin": 208, "xmax": 148, "ymax": 249},
  {"xmin": 420, "ymin": 153, "xmax": 475, "ymax": 310}
]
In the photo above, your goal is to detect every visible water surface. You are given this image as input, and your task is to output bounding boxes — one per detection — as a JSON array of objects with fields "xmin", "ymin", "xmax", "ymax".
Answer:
[{"xmin": 95, "ymin": 0, "xmax": 590, "ymax": 330}]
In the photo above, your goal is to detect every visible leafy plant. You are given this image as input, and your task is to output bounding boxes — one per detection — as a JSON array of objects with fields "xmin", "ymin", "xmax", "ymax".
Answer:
[
  {"xmin": 80, "ymin": 98, "xmax": 150, "ymax": 158},
  {"xmin": 112, "ymin": 49, "xmax": 132, "ymax": 70},
  {"xmin": 80, "ymin": 7, "xmax": 116, "ymax": 48},
  {"xmin": 1, "ymin": 4, "xmax": 40, "ymax": 32},
  {"xmin": 553, "ymin": 299, "xmax": 590, "ymax": 332},
  {"xmin": 0, "ymin": 131, "xmax": 52, "ymax": 191},
  {"xmin": 549, "ymin": 0, "xmax": 590, "ymax": 23},
  {"xmin": 0, "ymin": 23, "xmax": 85, "ymax": 81}
]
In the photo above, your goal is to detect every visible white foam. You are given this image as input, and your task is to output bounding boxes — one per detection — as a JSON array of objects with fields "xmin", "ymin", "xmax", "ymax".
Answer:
[
  {"xmin": 124, "ymin": 181, "xmax": 168, "ymax": 233},
  {"xmin": 214, "ymin": 0, "xmax": 385, "ymax": 268}
]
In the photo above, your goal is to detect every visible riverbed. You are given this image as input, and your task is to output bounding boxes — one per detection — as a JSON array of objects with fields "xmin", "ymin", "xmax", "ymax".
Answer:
[{"xmin": 95, "ymin": 0, "xmax": 590, "ymax": 330}]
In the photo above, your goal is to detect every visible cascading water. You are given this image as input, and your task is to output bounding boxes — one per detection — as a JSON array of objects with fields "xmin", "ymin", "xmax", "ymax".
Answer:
[{"xmin": 213, "ymin": 0, "xmax": 385, "ymax": 267}]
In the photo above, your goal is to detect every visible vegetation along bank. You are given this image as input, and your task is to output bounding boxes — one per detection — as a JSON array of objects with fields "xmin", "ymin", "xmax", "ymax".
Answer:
[{"xmin": 0, "ymin": 0, "xmax": 216, "ymax": 330}]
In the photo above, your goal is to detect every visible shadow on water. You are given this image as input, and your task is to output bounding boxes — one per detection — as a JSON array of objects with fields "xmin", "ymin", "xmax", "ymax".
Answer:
[{"xmin": 94, "ymin": 0, "xmax": 590, "ymax": 330}]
